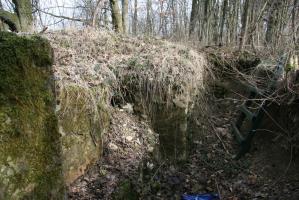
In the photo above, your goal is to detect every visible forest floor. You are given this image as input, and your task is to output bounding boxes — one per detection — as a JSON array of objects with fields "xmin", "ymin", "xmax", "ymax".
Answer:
[{"xmin": 68, "ymin": 93, "xmax": 299, "ymax": 200}]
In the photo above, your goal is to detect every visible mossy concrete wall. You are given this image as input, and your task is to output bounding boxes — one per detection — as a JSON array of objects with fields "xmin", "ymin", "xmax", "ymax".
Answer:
[
  {"xmin": 57, "ymin": 86, "xmax": 110, "ymax": 184},
  {"xmin": 0, "ymin": 32, "xmax": 64, "ymax": 199},
  {"xmin": 0, "ymin": 32, "xmax": 111, "ymax": 199}
]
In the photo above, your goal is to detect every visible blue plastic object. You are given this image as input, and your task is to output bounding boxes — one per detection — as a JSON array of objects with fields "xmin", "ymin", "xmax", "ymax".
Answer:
[{"xmin": 181, "ymin": 193, "xmax": 220, "ymax": 200}]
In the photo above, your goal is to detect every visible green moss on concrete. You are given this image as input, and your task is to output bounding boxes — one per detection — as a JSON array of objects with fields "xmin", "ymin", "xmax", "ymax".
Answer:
[{"xmin": 0, "ymin": 32, "xmax": 63, "ymax": 199}]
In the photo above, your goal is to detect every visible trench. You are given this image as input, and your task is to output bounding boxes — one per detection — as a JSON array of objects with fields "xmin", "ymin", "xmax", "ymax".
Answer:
[
  {"xmin": 66, "ymin": 51, "xmax": 299, "ymax": 199},
  {"xmin": 1, "ymin": 31, "xmax": 299, "ymax": 200}
]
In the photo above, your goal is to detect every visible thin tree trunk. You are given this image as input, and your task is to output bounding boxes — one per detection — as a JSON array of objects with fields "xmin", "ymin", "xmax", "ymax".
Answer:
[
  {"xmin": 203, "ymin": 0, "xmax": 209, "ymax": 43},
  {"xmin": 219, "ymin": 0, "xmax": 228, "ymax": 45},
  {"xmin": 171, "ymin": 0, "xmax": 178, "ymax": 36},
  {"xmin": 104, "ymin": 1, "xmax": 109, "ymax": 27},
  {"xmin": 133, "ymin": 0, "xmax": 138, "ymax": 35},
  {"xmin": 239, "ymin": 0, "xmax": 250, "ymax": 50},
  {"xmin": 229, "ymin": 0, "xmax": 237, "ymax": 44},
  {"xmin": 183, "ymin": 0, "xmax": 188, "ymax": 35},
  {"xmin": 292, "ymin": 0, "xmax": 298, "ymax": 47},
  {"xmin": 234, "ymin": 0, "xmax": 240, "ymax": 44},
  {"xmin": 189, "ymin": 0, "xmax": 199, "ymax": 37},
  {"xmin": 122, "ymin": 0, "xmax": 128, "ymax": 33},
  {"xmin": 146, "ymin": 0, "xmax": 152, "ymax": 35},
  {"xmin": 213, "ymin": 0, "xmax": 220, "ymax": 44},
  {"xmin": 247, "ymin": 0, "xmax": 256, "ymax": 47},
  {"xmin": 265, "ymin": 0, "xmax": 280, "ymax": 46}
]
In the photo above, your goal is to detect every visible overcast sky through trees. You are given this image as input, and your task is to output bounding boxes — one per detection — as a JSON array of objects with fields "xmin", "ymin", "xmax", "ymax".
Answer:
[{"xmin": 1, "ymin": 0, "xmax": 192, "ymax": 32}]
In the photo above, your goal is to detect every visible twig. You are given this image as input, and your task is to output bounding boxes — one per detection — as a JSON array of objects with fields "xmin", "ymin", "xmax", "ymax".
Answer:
[
  {"xmin": 209, "ymin": 120, "xmax": 230, "ymax": 155},
  {"xmin": 215, "ymin": 177, "xmax": 222, "ymax": 200},
  {"xmin": 150, "ymin": 161, "xmax": 165, "ymax": 182}
]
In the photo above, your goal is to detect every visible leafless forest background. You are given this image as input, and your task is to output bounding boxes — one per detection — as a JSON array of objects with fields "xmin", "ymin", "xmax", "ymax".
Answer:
[{"xmin": 1, "ymin": 0, "xmax": 298, "ymax": 52}]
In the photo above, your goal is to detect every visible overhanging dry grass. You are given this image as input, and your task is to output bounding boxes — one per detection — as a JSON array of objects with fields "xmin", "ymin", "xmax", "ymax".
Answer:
[{"xmin": 44, "ymin": 28, "xmax": 213, "ymax": 118}]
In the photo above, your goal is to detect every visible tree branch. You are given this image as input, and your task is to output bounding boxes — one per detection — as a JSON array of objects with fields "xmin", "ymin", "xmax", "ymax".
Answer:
[
  {"xmin": 0, "ymin": 9, "xmax": 19, "ymax": 31},
  {"xmin": 35, "ymin": 8, "xmax": 85, "ymax": 22}
]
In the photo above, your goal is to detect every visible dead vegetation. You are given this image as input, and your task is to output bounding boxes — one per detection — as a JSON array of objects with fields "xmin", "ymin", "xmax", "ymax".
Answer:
[
  {"xmin": 207, "ymin": 49, "xmax": 299, "ymax": 155},
  {"xmin": 44, "ymin": 28, "xmax": 212, "ymax": 114}
]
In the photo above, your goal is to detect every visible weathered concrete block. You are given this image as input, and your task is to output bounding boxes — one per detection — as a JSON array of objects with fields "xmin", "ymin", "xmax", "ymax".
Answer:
[
  {"xmin": 0, "ymin": 32, "xmax": 64, "ymax": 199},
  {"xmin": 57, "ymin": 85, "xmax": 110, "ymax": 184}
]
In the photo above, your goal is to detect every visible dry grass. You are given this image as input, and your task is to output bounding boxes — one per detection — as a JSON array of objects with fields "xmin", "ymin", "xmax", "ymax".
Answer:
[{"xmin": 43, "ymin": 28, "xmax": 212, "ymax": 118}]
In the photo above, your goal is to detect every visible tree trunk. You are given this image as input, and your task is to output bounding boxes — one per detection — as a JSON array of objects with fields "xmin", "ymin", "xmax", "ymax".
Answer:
[
  {"xmin": 146, "ymin": 0, "xmax": 152, "ymax": 35},
  {"xmin": 219, "ymin": 0, "xmax": 228, "ymax": 45},
  {"xmin": 212, "ymin": 0, "xmax": 220, "ymax": 44},
  {"xmin": 189, "ymin": 0, "xmax": 199, "ymax": 37},
  {"xmin": 247, "ymin": 0, "xmax": 256, "ymax": 47},
  {"xmin": 183, "ymin": 0, "xmax": 188, "ymax": 35},
  {"xmin": 234, "ymin": 0, "xmax": 240, "ymax": 44},
  {"xmin": 229, "ymin": 0, "xmax": 237, "ymax": 44},
  {"xmin": 132, "ymin": 0, "xmax": 138, "ymax": 35},
  {"xmin": 12, "ymin": 0, "xmax": 33, "ymax": 31},
  {"xmin": 0, "ymin": 0, "xmax": 33, "ymax": 32},
  {"xmin": 239, "ymin": 0, "xmax": 250, "ymax": 50},
  {"xmin": 122, "ymin": 0, "xmax": 128, "ymax": 33},
  {"xmin": 110, "ymin": 0, "xmax": 123, "ymax": 32},
  {"xmin": 265, "ymin": 0, "xmax": 280, "ymax": 46},
  {"xmin": 171, "ymin": 0, "xmax": 179, "ymax": 36},
  {"xmin": 203, "ymin": 0, "xmax": 210, "ymax": 44},
  {"xmin": 292, "ymin": 0, "xmax": 298, "ymax": 47},
  {"xmin": 104, "ymin": 1, "xmax": 109, "ymax": 27}
]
